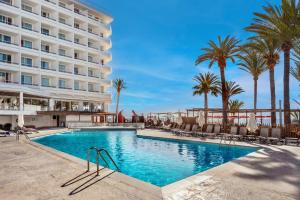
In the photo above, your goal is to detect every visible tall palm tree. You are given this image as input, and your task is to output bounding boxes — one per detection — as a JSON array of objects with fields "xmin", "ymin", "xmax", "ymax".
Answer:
[
  {"xmin": 195, "ymin": 35, "xmax": 240, "ymax": 126},
  {"xmin": 113, "ymin": 78, "xmax": 126, "ymax": 123},
  {"xmin": 193, "ymin": 72, "xmax": 219, "ymax": 124},
  {"xmin": 246, "ymin": 0, "xmax": 300, "ymax": 125},
  {"xmin": 247, "ymin": 37, "xmax": 280, "ymax": 125},
  {"xmin": 291, "ymin": 53, "xmax": 300, "ymax": 81},
  {"xmin": 237, "ymin": 48, "xmax": 267, "ymax": 113}
]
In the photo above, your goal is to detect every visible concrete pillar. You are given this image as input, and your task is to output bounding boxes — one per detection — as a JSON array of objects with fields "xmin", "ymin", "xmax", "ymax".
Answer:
[
  {"xmin": 19, "ymin": 92, "xmax": 23, "ymax": 111},
  {"xmin": 78, "ymin": 101, "xmax": 84, "ymax": 111},
  {"xmin": 49, "ymin": 99, "xmax": 55, "ymax": 111}
]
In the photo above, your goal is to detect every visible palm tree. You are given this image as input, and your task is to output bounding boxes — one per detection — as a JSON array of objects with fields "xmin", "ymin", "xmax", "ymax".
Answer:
[
  {"xmin": 246, "ymin": 0, "xmax": 300, "ymax": 125},
  {"xmin": 237, "ymin": 48, "xmax": 267, "ymax": 113},
  {"xmin": 229, "ymin": 100, "xmax": 244, "ymax": 114},
  {"xmin": 291, "ymin": 53, "xmax": 300, "ymax": 81},
  {"xmin": 246, "ymin": 37, "xmax": 280, "ymax": 125},
  {"xmin": 222, "ymin": 81, "xmax": 245, "ymax": 100},
  {"xmin": 113, "ymin": 78, "xmax": 126, "ymax": 123},
  {"xmin": 195, "ymin": 35, "xmax": 240, "ymax": 126},
  {"xmin": 193, "ymin": 72, "xmax": 219, "ymax": 124}
]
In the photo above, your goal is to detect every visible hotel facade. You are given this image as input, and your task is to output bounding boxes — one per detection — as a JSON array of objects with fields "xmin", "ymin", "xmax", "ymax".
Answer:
[{"xmin": 0, "ymin": 0, "xmax": 113, "ymax": 128}]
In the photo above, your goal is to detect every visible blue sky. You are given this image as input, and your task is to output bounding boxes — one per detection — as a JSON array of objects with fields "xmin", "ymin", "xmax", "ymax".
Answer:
[{"xmin": 82, "ymin": 0, "xmax": 299, "ymax": 116}]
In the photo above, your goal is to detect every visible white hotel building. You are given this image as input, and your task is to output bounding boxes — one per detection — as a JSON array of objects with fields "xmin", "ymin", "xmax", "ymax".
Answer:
[{"xmin": 0, "ymin": 0, "xmax": 114, "ymax": 129}]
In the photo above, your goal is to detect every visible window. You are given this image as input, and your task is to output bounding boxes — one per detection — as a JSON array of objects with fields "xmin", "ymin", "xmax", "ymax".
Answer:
[
  {"xmin": 41, "ymin": 28, "xmax": 49, "ymax": 35},
  {"xmin": 0, "ymin": 71, "xmax": 9, "ymax": 82},
  {"xmin": 59, "ymin": 64, "xmax": 66, "ymax": 72},
  {"xmin": 88, "ymin": 56, "xmax": 93, "ymax": 62},
  {"xmin": 74, "ymin": 53, "xmax": 78, "ymax": 59},
  {"xmin": 22, "ymin": 4, "xmax": 33, "ymax": 12},
  {"xmin": 41, "ymin": 44, "xmax": 49, "ymax": 52},
  {"xmin": 42, "ymin": 77, "xmax": 49, "ymax": 86},
  {"xmin": 74, "ymin": 67, "xmax": 79, "ymax": 74},
  {"xmin": 21, "ymin": 57, "xmax": 32, "ymax": 67},
  {"xmin": 59, "ymin": 17, "xmax": 66, "ymax": 24},
  {"xmin": 88, "ymin": 83, "xmax": 93, "ymax": 92},
  {"xmin": 21, "ymin": 75, "xmax": 32, "ymax": 85},
  {"xmin": 59, "ymin": 79, "xmax": 66, "ymax": 88},
  {"xmin": 59, "ymin": 2, "xmax": 66, "ymax": 8},
  {"xmin": 21, "ymin": 40, "xmax": 32, "ymax": 48},
  {"xmin": 0, "ymin": 53, "xmax": 11, "ymax": 63},
  {"xmin": 74, "ymin": 8, "xmax": 80, "ymax": 14},
  {"xmin": 59, "ymin": 49, "xmax": 66, "ymax": 56},
  {"xmin": 74, "ymin": 38, "xmax": 79, "ymax": 44},
  {"xmin": 22, "ymin": 22, "xmax": 32, "ymax": 30},
  {"xmin": 88, "ymin": 69, "xmax": 93, "ymax": 76},
  {"xmin": 58, "ymin": 33, "xmax": 65, "ymax": 40},
  {"xmin": 0, "ymin": 34, "xmax": 11, "ymax": 43},
  {"xmin": 74, "ymin": 81, "xmax": 79, "ymax": 90},
  {"xmin": 74, "ymin": 23, "xmax": 79, "ymax": 28},
  {"xmin": 41, "ymin": 11, "xmax": 49, "ymax": 18},
  {"xmin": 1, "ymin": 0, "xmax": 12, "ymax": 5},
  {"xmin": 0, "ymin": 15, "xmax": 12, "ymax": 25},
  {"xmin": 88, "ymin": 41, "xmax": 91, "ymax": 47},
  {"xmin": 41, "ymin": 61, "xmax": 49, "ymax": 69}
]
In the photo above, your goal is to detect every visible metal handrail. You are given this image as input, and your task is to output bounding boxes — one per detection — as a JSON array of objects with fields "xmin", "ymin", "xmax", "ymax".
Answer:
[
  {"xmin": 86, "ymin": 147, "xmax": 120, "ymax": 176},
  {"xmin": 16, "ymin": 130, "xmax": 31, "ymax": 141},
  {"xmin": 98, "ymin": 148, "xmax": 121, "ymax": 172}
]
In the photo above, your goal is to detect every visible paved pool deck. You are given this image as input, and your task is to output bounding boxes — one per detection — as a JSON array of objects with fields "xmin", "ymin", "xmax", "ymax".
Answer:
[{"xmin": 0, "ymin": 128, "xmax": 299, "ymax": 200}]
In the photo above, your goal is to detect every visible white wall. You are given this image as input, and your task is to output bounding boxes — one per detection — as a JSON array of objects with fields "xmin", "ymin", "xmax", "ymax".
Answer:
[{"xmin": 24, "ymin": 115, "xmax": 57, "ymax": 128}]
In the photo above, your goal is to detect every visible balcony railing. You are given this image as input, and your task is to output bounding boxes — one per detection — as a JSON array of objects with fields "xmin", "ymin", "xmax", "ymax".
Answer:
[
  {"xmin": 41, "ymin": 67, "xmax": 56, "ymax": 71},
  {"xmin": 58, "ymin": 37, "xmax": 72, "ymax": 42},
  {"xmin": 21, "ymin": 45, "xmax": 39, "ymax": 51},
  {"xmin": 21, "ymin": 63, "xmax": 39, "ymax": 68},
  {"xmin": 88, "ymin": 90, "xmax": 100, "ymax": 93},
  {"xmin": 74, "ymin": 41, "xmax": 86, "ymax": 46},
  {"xmin": 22, "ymin": 8, "xmax": 39, "ymax": 15},
  {"xmin": 59, "ymin": 21, "xmax": 72, "ymax": 27},
  {"xmin": 59, "ymin": 69, "xmax": 72, "ymax": 74},
  {"xmin": 22, "ymin": 26, "xmax": 39, "ymax": 33},
  {"xmin": 42, "ymin": 84, "xmax": 56, "ymax": 88},
  {"xmin": 0, "ymin": 40, "xmax": 18, "ymax": 46},
  {"xmin": 22, "ymin": 82, "xmax": 39, "ymax": 86},
  {"xmin": 42, "ymin": 15, "xmax": 56, "ymax": 22},
  {"xmin": 74, "ymin": 72, "xmax": 86, "ymax": 77},
  {"xmin": 0, "ymin": 20, "xmax": 18, "ymax": 27},
  {"xmin": 59, "ymin": 53, "xmax": 72, "ymax": 58},
  {"xmin": 88, "ymin": 60, "xmax": 99, "ymax": 64},
  {"xmin": 0, "ymin": 0, "xmax": 18, "ymax": 8},
  {"xmin": 44, "ymin": 0, "xmax": 56, "ymax": 5},
  {"xmin": 0, "ymin": 60, "xmax": 18, "ymax": 65},
  {"xmin": 0, "ymin": 80, "xmax": 19, "ymax": 85},
  {"xmin": 75, "ymin": 88, "xmax": 87, "ymax": 91},
  {"xmin": 74, "ymin": 57, "xmax": 86, "ymax": 61},
  {"xmin": 88, "ymin": 74, "xmax": 100, "ymax": 78},
  {"xmin": 59, "ymin": 4, "xmax": 72, "ymax": 11},
  {"xmin": 41, "ymin": 49, "xmax": 56, "ymax": 55},
  {"xmin": 41, "ymin": 32, "xmax": 56, "ymax": 38},
  {"xmin": 74, "ymin": 10, "xmax": 86, "ymax": 17},
  {"xmin": 59, "ymin": 86, "xmax": 72, "ymax": 90}
]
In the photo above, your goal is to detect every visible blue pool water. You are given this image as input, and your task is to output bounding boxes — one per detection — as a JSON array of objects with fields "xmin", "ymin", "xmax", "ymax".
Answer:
[{"xmin": 33, "ymin": 130, "xmax": 257, "ymax": 187}]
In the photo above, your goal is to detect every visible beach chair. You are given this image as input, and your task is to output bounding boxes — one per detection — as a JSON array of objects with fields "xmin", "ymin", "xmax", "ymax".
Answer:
[
  {"xmin": 258, "ymin": 127, "xmax": 269, "ymax": 143},
  {"xmin": 223, "ymin": 126, "xmax": 239, "ymax": 140},
  {"xmin": 182, "ymin": 124, "xmax": 198, "ymax": 137},
  {"xmin": 202, "ymin": 124, "xmax": 215, "ymax": 138},
  {"xmin": 172, "ymin": 124, "xmax": 185, "ymax": 135},
  {"xmin": 268, "ymin": 128, "xmax": 284, "ymax": 145},
  {"xmin": 178, "ymin": 124, "xmax": 191, "ymax": 136}
]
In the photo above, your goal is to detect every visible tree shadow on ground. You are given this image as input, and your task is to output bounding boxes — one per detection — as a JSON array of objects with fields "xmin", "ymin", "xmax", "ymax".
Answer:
[{"xmin": 231, "ymin": 144, "xmax": 300, "ymax": 199}]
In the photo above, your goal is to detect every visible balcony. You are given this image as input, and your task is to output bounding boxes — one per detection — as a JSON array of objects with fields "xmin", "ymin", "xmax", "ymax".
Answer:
[
  {"xmin": 58, "ymin": 86, "xmax": 72, "ymax": 90},
  {"xmin": 88, "ymin": 89, "xmax": 99, "ymax": 93},
  {"xmin": 88, "ymin": 74, "xmax": 100, "ymax": 79},
  {"xmin": 41, "ymin": 49, "xmax": 56, "ymax": 55},
  {"xmin": 21, "ymin": 63, "xmax": 39, "ymax": 68},
  {"xmin": 58, "ymin": 36, "xmax": 72, "ymax": 43},
  {"xmin": 74, "ymin": 88, "xmax": 86, "ymax": 91},
  {"xmin": 41, "ymin": 67, "xmax": 56, "ymax": 71},
  {"xmin": 74, "ymin": 72, "xmax": 86, "ymax": 77},
  {"xmin": 0, "ymin": 19, "xmax": 18, "ymax": 27},
  {"xmin": 22, "ymin": 26, "xmax": 39, "ymax": 33},
  {"xmin": 44, "ymin": 0, "xmax": 56, "ymax": 5},
  {"xmin": 59, "ymin": 69, "xmax": 72, "ymax": 74},
  {"xmin": 41, "ymin": 32, "xmax": 56, "ymax": 38},
  {"xmin": 59, "ymin": 3, "xmax": 72, "ymax": 11},
  {"xmin": 74, "ymin": 41, "xmax": 86, "ymax": 46},
  {"xmin": 42, "ymin": 15, "xmax": 56, "ymax": 22},
  {"xmin": 74, "ymin": 9, "xmax": 86, "ymax": 17},
  {"xmin": 21, "ymin": 45, "xmax": 39, "ymax": 51},
  {"xmin": 0, "ymin": 0, "xmax": 18, "ymax": 8},
  {"xmin": 59, "ymin": 53, "xmax": 72, "ymax": 58},
  {"xmin": 22, "ymin": 7, "xmax": 39, "ymax": 15},
  {"xmin": 0, "ymin": 60, "xmax": 18, "ymax": 65},
  {"xmin": 21, "ymin": 82, "xmax": 39, "ymax": 87},
  {"xmin": 0, "ymin": 39, "xmax": 18, "ymax": 46},
  {"xmin": 41, "ymin": 84, "xmax": 56, "ymax": 88}
]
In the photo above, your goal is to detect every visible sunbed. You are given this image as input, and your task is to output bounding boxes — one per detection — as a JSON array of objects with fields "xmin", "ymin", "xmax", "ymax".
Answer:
[
  {"xmin": 182, "ymin": 124, "xmax": 198, "ymax": 137},
  {"xmin": 222, "ymin": 126, "xmax": 239, "ymax": 140},
  {"xmin": 178, "ymin": 124, "xmax": 191, "ymax": 136},
  {"xmin": 268, "ymin": 128, "xmax": 284, "ymax": 145},
  {"xmin": 202, "ymin": 124, "xmax": 216, "ymax": 138},
  {"xmin": 258, "ymin": 127, "xmax": 269, "ymax": 143}
]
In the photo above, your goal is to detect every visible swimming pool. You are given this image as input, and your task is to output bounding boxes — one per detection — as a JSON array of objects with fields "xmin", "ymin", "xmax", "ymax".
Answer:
[{"xmin": 33, "ymin": 130, "xmax": 257, "ymax": 187}]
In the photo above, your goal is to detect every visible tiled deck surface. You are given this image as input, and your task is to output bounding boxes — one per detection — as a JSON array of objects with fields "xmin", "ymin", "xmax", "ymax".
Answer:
[{"xmin": 0, "ymin": 128, "xmax": 299, "ymax": 200}]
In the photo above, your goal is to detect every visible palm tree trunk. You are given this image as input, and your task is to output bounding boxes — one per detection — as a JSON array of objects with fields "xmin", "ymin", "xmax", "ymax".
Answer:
[
  {"xmin": 283, "ymin": 45, "xmax": 291, "ymax": 126},
  {"xmin": 115, "ymin": 92, "xmax": 120, "ymax": 123},
  {"xmin": 254, "ymin": 78, "xmax": 257, "ymax": 114},
  {"xmin": 219, "ymin": 67, "xmax": 228, "ymax": 127},
  {"xmin": 204, "ymin": 92, "xmax": 208, "ymax": 124},
  {"xmin": 269, "ymin": 67, "xmax": 276, "ymax": 126}
]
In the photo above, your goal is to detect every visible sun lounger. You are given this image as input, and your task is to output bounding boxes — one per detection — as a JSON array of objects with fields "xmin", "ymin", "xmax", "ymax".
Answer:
[
  {"xmin": 178, "ymin": 124, "xmax": 191, "ymax": 136},
  {"xmin": 239, "ymin": 127, "xmax": 256, "ymax": 141},
  {"xmin": 268, "ymin": 128, "xmax": 284, "ymax": 145},
  {"xmin": 182, "ymin": 124, "xmax": 199, "ymax": 137},
  {"xmin": 258, "ymin": 127, "xmax": 269, "ymax": 143},
  {"xmin": 202, "ymin": 124, "xmax": 216, "ymax": 138},
  {"xmin": 222, "ymin": 126, "xmax": 239, "ymax": 140},
  {"xmin": 172, "ymin": 124, "xmax": 185, "ymax": 135}
]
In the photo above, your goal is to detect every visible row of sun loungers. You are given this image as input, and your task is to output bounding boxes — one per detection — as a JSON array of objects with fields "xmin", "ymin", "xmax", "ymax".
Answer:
[{"xmin": 154, "ymin": 123, "xmax": 294, "ymax": 145}]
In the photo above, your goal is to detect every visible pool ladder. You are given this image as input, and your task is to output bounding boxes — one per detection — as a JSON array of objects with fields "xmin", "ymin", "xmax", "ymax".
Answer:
[{"xmin": 86, "ymin": 147, "xmax": 120, "ymax": 176}]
